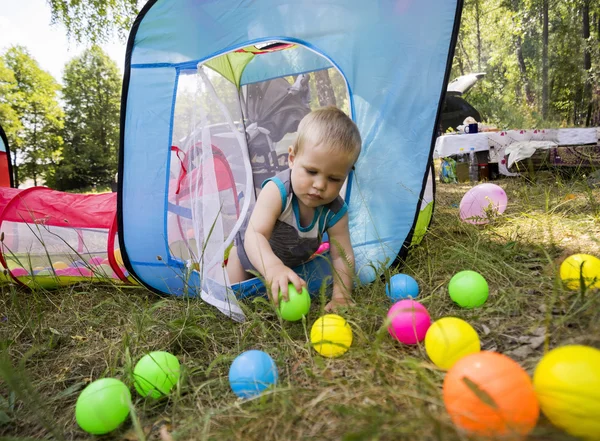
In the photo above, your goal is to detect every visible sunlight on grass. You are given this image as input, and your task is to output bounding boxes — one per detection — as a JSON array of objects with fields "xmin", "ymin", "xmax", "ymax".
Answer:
[{"xmin": 1, "ymin": 170, "xmax": 599, "ymax": 440}]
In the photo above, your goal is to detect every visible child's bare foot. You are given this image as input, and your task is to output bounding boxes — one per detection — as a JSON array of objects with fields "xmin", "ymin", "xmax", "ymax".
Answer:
[{"xmin": 324, "ymin": 296, "xmax": 355, "ymax": 312}]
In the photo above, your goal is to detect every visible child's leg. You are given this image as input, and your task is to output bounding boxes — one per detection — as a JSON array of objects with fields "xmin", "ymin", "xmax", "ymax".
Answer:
[{"xmin": 226, "ymin": 246, "xmax": 251, "ymax": 284}]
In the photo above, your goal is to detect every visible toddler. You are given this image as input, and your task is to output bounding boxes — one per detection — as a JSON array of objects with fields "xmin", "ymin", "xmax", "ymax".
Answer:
[{"xmin": 226, "ymin": 106, "xmax": 361, "ymax": 311}]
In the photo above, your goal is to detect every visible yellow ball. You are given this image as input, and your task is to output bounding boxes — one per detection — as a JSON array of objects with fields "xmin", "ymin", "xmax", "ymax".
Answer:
[
  {"xmin": 52, "ymin": 261, "xmax": 69, "ymax": 270},
  {"xmin": 560, "ymin": 254, "xmax": 600, "ymax": 290},
  {"xmin": 310, "ymin": 314, "xmax": 353, "ymax": 358},
  {"xmin": 425, "ymin": 317, "xmax": 480, "ymax": 370},
  {"xmin": 533, "ymin": 345, "xmax": 600, "ymax": 440},
  {"xmin": 113, "ymin": 248, "xmax": 124, "ymax": 267}
]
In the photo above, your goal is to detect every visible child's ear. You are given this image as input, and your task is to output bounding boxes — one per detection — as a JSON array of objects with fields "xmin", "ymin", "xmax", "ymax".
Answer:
[{"xmin": 288, "ymin": 146, "xmax": 295, "ymax": 167}]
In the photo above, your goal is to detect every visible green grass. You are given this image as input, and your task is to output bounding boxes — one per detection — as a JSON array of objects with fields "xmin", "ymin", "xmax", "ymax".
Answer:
[{"xmin": 1, "ymin": 169, "xmax": 599, "ymax": 440}]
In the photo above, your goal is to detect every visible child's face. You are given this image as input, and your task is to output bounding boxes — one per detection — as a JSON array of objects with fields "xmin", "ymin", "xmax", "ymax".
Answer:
[{"xmin": 288, "ymin": 143, "xmax": 354, "ymax": 209}]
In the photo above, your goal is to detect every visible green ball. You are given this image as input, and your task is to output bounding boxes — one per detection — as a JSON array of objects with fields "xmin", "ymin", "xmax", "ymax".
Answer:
[
  {"xmin": 133, "ymin": 351, "xmax": 180, "ymax": 398},
  {"xmin": 75, "ymin": 378, "xmax": 131, "ymax": 435},
  {"xmin": 278, "ymin": 284, "xmax": 311, "ymax": 321},
  {"xmin": 448, "ymin": 270, "xmax": 489, "ymax": 308}
]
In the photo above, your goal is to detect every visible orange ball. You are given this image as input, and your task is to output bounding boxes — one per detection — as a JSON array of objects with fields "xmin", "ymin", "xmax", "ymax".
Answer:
[{"xmin": 443, "ymin": 351, "xmax": 539, "ymax": 438}]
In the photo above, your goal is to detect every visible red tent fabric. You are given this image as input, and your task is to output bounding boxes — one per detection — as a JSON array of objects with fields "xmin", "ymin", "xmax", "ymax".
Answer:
[
  {"xmin": 0, "ymin": 187, "xmax": 127, "ymax": 284},
  {"xmin": 1, "ymin": 187, "xmax": 116, "ymax": 228},
  {"xmin": 0, "ymin": 152, "xmax": 11, "ymax": 188}
]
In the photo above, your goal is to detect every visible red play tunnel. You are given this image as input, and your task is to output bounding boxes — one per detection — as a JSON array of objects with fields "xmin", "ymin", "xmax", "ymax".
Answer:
[{"xmin": 0, "ymin": 187, "xmax": 129, "ymax": 287}]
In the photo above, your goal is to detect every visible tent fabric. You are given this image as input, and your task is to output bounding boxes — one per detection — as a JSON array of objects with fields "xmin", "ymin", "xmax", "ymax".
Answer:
[
  {"xmin": 0, "ymin": 123, "xmax": 14, "ymax": 188},
  {"xmin": 119, "ymin": 0, "xmax": 461, "ymax": 303},
  {"xmin": 0, "ymin": 187, "xmax": 129, "ymax": 286},
  {"xmin": 1, "ymin": 188, "xmax": 116, "ymax": 229}
]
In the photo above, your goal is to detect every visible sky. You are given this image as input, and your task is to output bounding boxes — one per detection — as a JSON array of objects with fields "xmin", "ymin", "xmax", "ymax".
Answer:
[{"xmin": 0, "ymin": 0, "xmax": 127, "ymax": 83}]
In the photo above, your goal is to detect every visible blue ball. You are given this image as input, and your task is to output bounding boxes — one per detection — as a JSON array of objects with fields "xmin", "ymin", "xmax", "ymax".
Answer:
[
  {"xmin": 228, "ymin": 350, "xmax": 278, "ymax": 399},
  {"xmin": 386, "ymin": 274, "xmax": 419, "ymax": 301}
]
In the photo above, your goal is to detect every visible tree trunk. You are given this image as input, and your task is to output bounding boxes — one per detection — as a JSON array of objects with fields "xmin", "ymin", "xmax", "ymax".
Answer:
[
  {"xmin": 475, "ymin": 0, "xmax": 482, "ymax": 72},
  {"xmin": 542, "ymin": 0, "xmax": 549, "ymax": 120},
  {"xmin": 458, "ymin": 37, "xmax": 471, "ymax": 74},
  {"xmin": 515, "ymin": 35, "xmax": 534, "ymax": 105},
  {"xmin": 583, "ymin": 0, "xmax": 592, "ymax": 126},
  {"xmin": 314, "ymin": 70, "xmax": 337, "ymax": 107},
  {"xmin": 12, "ymin": 159, "xmax": 18, "ymax": 188},
  {"xmin": 510, "ymin": 0, "xmax": 533, "ymax": 105}
]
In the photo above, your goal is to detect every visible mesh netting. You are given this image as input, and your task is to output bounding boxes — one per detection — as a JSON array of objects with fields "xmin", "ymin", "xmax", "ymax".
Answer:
[{"xmin": 0, "ymin": 188, "xmax": 128, "ymax": 286}]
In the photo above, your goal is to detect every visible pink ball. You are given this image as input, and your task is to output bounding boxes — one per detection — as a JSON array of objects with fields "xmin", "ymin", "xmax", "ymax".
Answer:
[
  {"xmin": 62, "ymin": 267, "xmax": 93, "ymax": 277},
  {"xmin": 101, "ymin": 258, "xmax": 111, "ymax": 265},
  {"xmin": 387, "ymin": 300, "xmax": 431, "ymax": 344},
  {"xmin": 316, "ymin": 242, "xmax": 330, "ymax": 254},
  {"xmin": 459, "ymin": 183, "xmax": 508, "ymax": 225},
  {"xmin": 11, "ymin": 267, "xmax": 29, "ymax": 277},
  {"xmin": 88, "ymin": 257, "xmax": 104, "ymax": 266}
]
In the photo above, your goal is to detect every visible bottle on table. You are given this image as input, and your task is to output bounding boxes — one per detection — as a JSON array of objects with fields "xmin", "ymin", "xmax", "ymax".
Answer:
[{"xmin": 469, "ymin": 147, "xmax": 478, "ymax": 182}]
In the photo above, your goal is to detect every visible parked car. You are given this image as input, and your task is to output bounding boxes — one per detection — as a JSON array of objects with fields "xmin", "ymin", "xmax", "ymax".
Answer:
[{"xmin": 440, "ymin": 72, "xmax": 485, "ymax": 132}]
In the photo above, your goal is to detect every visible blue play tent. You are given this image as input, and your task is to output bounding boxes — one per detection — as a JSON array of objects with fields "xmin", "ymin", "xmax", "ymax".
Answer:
[{"xmin": 118, "ymin": 0, "xmax": 462, "ymax": 320}]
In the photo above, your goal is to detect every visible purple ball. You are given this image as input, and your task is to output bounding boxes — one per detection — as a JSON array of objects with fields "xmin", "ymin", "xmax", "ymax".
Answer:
[{"xmin": 459, "ymin": 183, "xmax": 508, "ymax": 225}]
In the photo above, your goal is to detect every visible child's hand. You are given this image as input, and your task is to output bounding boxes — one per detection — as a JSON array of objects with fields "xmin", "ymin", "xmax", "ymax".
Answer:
[
  {"xmin": 266, "ymin": 264, "xmax": 306, "ymax": 308},
  {"xmin": 325, "ymin": 295, "xmax": 355, "ymax": 312}
]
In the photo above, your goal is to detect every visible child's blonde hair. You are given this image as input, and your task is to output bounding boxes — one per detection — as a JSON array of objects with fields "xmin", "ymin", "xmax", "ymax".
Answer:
[{"xmin": 292, "ymin": 106, "xmax": 362, "ymax": 162}]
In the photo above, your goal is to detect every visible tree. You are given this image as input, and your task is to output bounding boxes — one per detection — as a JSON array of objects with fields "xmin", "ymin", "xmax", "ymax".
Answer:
[
  {"xmin": 0, "ymin": 59, "xmax": 22, "ymax": 144},
  {"xmin": 47, "ymin": 0, "xmax": 141, "ymax": 44},
  {"xmin": 2, "ymin": 46, "xmax": 64, "ymax": 187},
  {"xmin": 55, "ymin": 46, "xmax": 121, "ymax": 190},
  {"xmin": 313, "ymin": 70, "xmax": 337, "ymax": 107},
  {"xmin": 451, "ymin": 0, "xmax": 599, "ymax": 128}
]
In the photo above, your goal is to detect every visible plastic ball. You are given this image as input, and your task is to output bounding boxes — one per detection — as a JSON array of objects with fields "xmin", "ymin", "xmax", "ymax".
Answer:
[
  {"xmin": 89, "ymin": 256, "xmax": 104, "ymax": 266},
  {"xmin": 35, "ymin": 269, "xmax": 54, "ymax": 276},
  {"xmin": 559, "ymin": 253, "xmax": 600, "ymax": 290},
  {"xmin": 75, "ymin": 378, "xmax": 131, "ymax": 435},
  {"xmin": 444, "ymin": 351, "xmax": 539, "ymax": 438},
  {"xmin": 113, "ymin": 249, "xmax": 124, "ymax": 266},
  {"xmin": 71, "ymin": 260, "xmax": 87, "ymax": 268},
  {"xmin": 310, "ymin": 314, "xmax": 353, "ymax": 357},
  {"xmin": 316, "ymin": 242, "xmax": 330, "ymax": 254},
  {"xmin": 228, "ymin": 350, "xmax": 278, "ymax": 398},
  {"xmin": 101, "ymin": 258, "xmax": 111, "ymax": 265},
  {"xmin": 386, "ymin": 273, "xmax": 419, "ymax": 301},
  {"xmin": 387, "ymin": 300, "xmax": 431, "ymax": 344},
  {"xmin": 278, "ymin": 284, "xmax": 311, "ymax": 321},
  {"xmin": 52, "ymin": 261, "xmax": 69, "ymax": 270},
  {"xmin": 95, "ymin": 264, "xmax": 114, "ymax": 278},
  {"xmin": 133, "ymin": 351, "xmax": 180, "ymax": 398},
  {"xmin": 448, "ymin": 270, "xmax": 489, "ymax": 308},
  {"xmin": 10, "ymin": 267, "xmax": 28, "ymax": 277},
  {"xmin": 459, "ymin": 183, "xmax": 508, "ymax": 225},
  {"xmin": 60, "ymin": 267, "xmax": 87, "ymax": 277},
  {"xmin": 533, "ymin": 345, "xmax": 600, "ymax": 439},
  {"xmin": 424, "ymin": 317, "xmax": 480, "ymax": 369}
]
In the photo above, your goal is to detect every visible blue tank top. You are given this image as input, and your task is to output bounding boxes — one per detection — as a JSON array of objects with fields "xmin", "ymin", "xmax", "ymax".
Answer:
[{"xmin": 235, "ymin": 168, "xmax": 347, "ymax": 271}]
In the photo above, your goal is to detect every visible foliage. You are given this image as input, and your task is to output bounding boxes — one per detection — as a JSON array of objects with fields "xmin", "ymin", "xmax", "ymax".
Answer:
[
  {"xmin": 2, "ymin": 46, "xmax": 64, "ymax": 187},
  {"xmin": 47, "ymin": 0, "xmax": 141, "ymax": 44},
  {"xmin": 0, "ymin": 59, "xmax": 22, "ymax": 143},
  {"xmin": 55, "ymin": 46, "xmax": 121, "ymax": 191},
  {"xmin": 453, "ymin": 0, "xmax": 600, "ymax": 128}
]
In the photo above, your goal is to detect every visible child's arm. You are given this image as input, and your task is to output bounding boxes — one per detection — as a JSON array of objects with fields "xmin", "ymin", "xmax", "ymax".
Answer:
[
  {"xmin": 244, "ymin": 181, "xmax": 306, "ymax": 306},
  {"xmin": 325, "ymin": 213, "xmax": 355, "ymax": 311}
]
